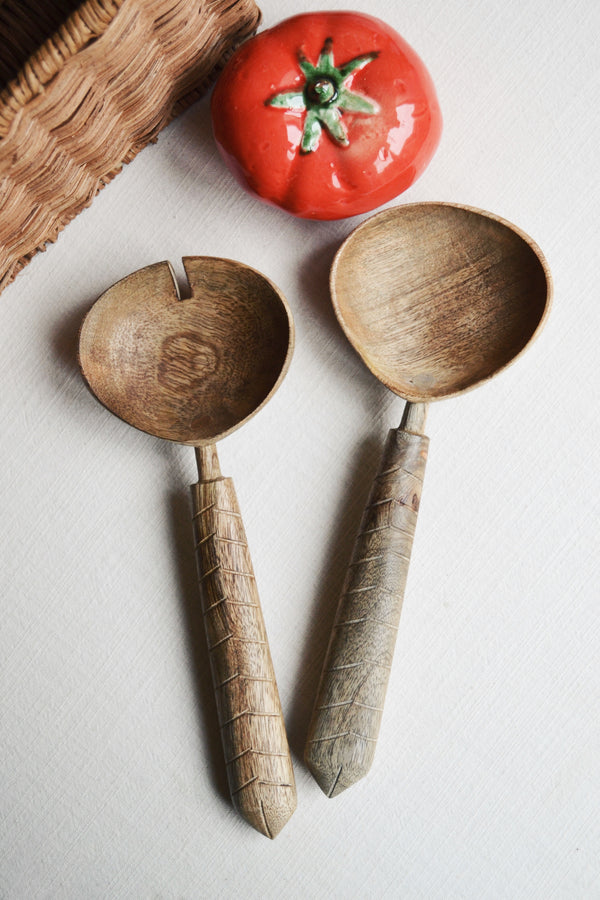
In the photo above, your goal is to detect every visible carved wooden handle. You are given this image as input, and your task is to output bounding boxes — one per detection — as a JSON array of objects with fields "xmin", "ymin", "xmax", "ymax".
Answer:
[
  {"xmin": 305, "ymin": 425, "xmax": 429, "ymax": 797},
  {"xmin": 191, "ymin": 473, "xmax": 296, "ymax": 838}
]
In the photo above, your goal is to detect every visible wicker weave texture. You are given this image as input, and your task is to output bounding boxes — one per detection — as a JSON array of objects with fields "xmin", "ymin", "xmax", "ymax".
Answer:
[{"xmin": 0, "ymin": 0, "xmax": 260, "ymax": 293}]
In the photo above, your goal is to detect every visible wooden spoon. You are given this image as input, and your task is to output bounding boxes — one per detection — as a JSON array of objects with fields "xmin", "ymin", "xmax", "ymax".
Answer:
[
  {"xmin": 305, "ymin": 202, "xmax": 552, "ymax": 797},
  {"xmin": 79, "ymin": 256, "xmax": 296, "ymax": 837}
]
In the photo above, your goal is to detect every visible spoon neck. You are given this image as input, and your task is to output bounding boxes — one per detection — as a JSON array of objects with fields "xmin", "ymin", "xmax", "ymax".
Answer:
[
  {"xmin": 400, "ymin": 401, "xmax": 429, "ymax": 435},
  {"xmin": 195, "ymin": 443, "xmax": 222, "ymax": 481}
]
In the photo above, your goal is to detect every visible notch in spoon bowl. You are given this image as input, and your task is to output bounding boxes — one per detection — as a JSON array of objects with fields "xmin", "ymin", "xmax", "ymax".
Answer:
[{"xmin": 305, "ymin": 203, "xmax": 552, "ymax": 797}]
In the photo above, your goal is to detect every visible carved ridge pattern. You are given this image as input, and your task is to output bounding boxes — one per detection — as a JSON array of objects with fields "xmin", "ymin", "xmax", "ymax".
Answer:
[
  {"xmin": 190, "ymin": 477, "xmax": 296, "ymax": 834},
  {"xmin": 306, "ymin": 427, "xmax": 429, "ymax": 795}
]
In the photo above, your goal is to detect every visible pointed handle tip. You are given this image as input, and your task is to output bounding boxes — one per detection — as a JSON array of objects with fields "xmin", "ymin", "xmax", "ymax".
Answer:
[
  {"xmin": 305, "ymin": 754, "xmax": 370, "ymax": 799},
  {"xmin": 241, "ymin": 791, "xmax": 297, "ymax": 838}
]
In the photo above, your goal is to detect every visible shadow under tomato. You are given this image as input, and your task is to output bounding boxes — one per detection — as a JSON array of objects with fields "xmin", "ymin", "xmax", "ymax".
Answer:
[{"xmin": 296, "ymin": 229, "xmax": 350, "ymax": 338}]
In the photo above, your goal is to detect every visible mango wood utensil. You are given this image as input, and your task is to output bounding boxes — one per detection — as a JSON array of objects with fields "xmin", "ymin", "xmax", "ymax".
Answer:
[
  {"xmin": 305, "ymin": 202, "xmax": 552, "ymax": 797},
  {"xmin": 79, "ymin": 256, "xmax": 296, "ymax": 837}
]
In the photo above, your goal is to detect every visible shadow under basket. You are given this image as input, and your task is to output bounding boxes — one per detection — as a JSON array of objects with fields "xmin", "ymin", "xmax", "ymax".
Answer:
[{"xmin": 0, "ymin": 0, "xmax": 261, "ymax": 294}]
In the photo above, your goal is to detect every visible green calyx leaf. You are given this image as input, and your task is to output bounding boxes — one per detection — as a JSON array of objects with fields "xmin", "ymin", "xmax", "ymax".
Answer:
[
  {"xmin": 266, "ymin": 37, "xmax": 380, "ymax": 154},
  {"xmin": 301, "ymin": 109, "xmax": 323, "ymax": 154},
  {"xmin": 268, "ymin": 91, "xmax": 306, "ymax": 110},
  {"xmin": 319, "ymin": 107, "xmax": 348, "ymax": 147}
]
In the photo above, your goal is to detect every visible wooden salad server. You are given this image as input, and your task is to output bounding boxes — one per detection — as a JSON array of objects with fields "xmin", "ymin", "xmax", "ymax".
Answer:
[
  {"xmin": 79, "ymin": 256, "xmax": 296, "ymax": 837},
  {"xmin": 305, "ymin": 202, "xmax": 552, "ymax": 797}
]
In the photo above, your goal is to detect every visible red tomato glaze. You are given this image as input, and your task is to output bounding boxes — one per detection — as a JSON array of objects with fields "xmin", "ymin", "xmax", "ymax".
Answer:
[{"xmin": 211, "ymin": 11, "xmax": 442, "ymax": 219}]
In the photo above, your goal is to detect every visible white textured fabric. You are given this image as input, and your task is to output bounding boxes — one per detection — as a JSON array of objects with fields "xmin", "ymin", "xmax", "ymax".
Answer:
[{"xmin": 1, "ymin": 1, "xmax": 599, "ymax": 896}]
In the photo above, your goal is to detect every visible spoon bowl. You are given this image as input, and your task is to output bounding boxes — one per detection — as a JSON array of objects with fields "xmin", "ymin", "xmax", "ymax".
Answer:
[
  {"xmin": 331, "ymin": 203, "xmax": 550, "ymax": 401},
  {"xmin": 79, "ymin": 256, "xmax": 292, "ymax": 444},
  {"xmin": 306, "ymin": 203, "xmax": 552, "ymax": 798},
  {"xmin": 79, "ymin": 256, "xmax": 297, "ymax": 838}
]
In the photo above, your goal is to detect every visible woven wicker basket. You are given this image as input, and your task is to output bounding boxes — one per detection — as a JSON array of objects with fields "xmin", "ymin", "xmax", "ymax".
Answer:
[{"xmin": 0, "ymin": 0, "xmax": 261, "ymax": 294}]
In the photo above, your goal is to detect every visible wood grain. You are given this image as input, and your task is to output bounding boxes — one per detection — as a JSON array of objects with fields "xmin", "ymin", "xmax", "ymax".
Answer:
[
  {"xmin": 79, "ymin": 257, "xmax": 296, "ymax": 835},
  {"xmin": 330, "ymin": 203, "xmax": 551, "ymax": 403},
  {"xmin": 305, "ymin": 425, "xmax": 428, "ymax": 796},
  {"xmin": 307, "ymin": 202, "xmax": 552, "ymax": 796},
  {"xmin": 78, "ymin": 257, "xmax": 294, "ymax": 446},
  {"xmin": 191, "ymin": 452, "xmax": 296, "ymax": 838}
]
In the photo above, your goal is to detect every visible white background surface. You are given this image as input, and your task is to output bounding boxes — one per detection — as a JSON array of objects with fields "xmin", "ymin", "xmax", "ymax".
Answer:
[{"xmin": 1, "ymin": 0, "xmax": 599, "ymax": 897}]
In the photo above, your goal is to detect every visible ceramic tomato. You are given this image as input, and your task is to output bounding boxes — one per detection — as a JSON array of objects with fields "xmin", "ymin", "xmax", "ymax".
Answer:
[{"xmin": 211, "ymin": 11, "xmax": 442, "ymax": 220}]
